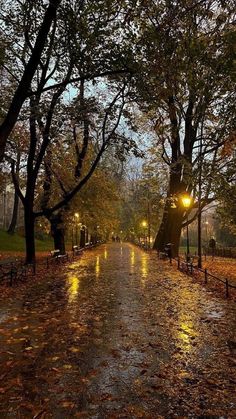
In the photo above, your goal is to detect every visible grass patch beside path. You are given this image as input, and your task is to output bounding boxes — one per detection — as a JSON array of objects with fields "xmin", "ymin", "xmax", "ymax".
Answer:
[
  {"xmin": 179, "ymin": 246, "xmax": 197, "ymax": 255},
  {"xmin": 203, "ymin": 256, "xmax": 236, "ymax": 286},
  {"xmin": 0, "ymin": 229, "xmax": 53, "ymax": 253}
]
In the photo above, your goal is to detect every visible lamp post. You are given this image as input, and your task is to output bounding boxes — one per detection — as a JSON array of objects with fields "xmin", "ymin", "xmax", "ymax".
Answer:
[
  {"xmin": 205, "ymin": 220, "xmax": 209, "ymax": 242},
  {"xmin": 96, "ymin": 225, "xmax": 100, "ymax": 244},
  {"xmin": 204, "ymin": 220, "xmax": 209, "ymax": 260},
  {"xmin": 181, "ymin": 194, "xmax": 192, "ymax": 262},
  {"xmin": 71, "ymin": 223, "xmax": 74, "ymax": 249},
  {"xmin": 147, "ymin": 200, "xmax": 151, "ymax": 249},
  {"xmin": 141, "ymin": 220, "xmax": 148, "ymax": 248},
  {"xmin": 74, "ymin": 212, "xmax": 79, "ymax": 246},
  {"xmin": 80, "ymin": 224, "xmax": 86, "ymax": 248},
  {"xmin": 197, "ymin": 121, "xmax": 203, "ymax": 268}
]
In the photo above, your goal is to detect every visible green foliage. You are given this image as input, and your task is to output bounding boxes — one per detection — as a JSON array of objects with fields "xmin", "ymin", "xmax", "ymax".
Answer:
[
  {"xmin": 216, "ymin": 183, "xmax": 236, "ymax": 235},
  {"xmin": 127, "ymin": 0, "xmax": 236, "ymax": 252},
  {"xmin": 132, "ymin": 0, "xmax": 236, "ymax": 196},
  {"xmin": 119, "ymin": 148, "xmax": 166, "ymax": 241},
  {"xmin": 63, "ymin": 155, "xmax": 124, "ymax": 239}
]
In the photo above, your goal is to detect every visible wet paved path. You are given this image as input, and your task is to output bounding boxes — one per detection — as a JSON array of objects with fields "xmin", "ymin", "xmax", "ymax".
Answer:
[{"xmin": 0, "ymin": 243, "xmax": 236, "ymax": 418}]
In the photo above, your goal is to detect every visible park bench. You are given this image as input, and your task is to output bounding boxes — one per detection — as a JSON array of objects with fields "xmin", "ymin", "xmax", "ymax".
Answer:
[
  {"xmin": 0, "ymin": 259, "xmax": 33, "ymax": 285},
  {"xmin": 157, "ymin": 244, "xmax": 173, "ymax": 261},
  {"xmin": 72, "ymin": 245, "xmax": 83, "ymax": 256},
  {"xmin": 85, "ymin": 242, "xmax": 95, "ymax": 249},
  {"xmin": 49, "ymin": 249, "xmax": 69, "ymax": 264},
  {"xmin": 0, "ymin": 263, "xmax": 17, "ymax": 285},
  {"xmin": 190, "ymin": 254, "xmax": 199, "ymax": 266},
  {"xmin": 183, "ymin": 254, "xmax": 199, "ymax": 266},
  {"xmin": 179, "ymin": 255, "xmax": 200, "ymax": 274},
  {"xmin": 159, "ymin": 251, "xmax": 167, "ymax": 259},
  {"xmin": 50, "ymin": 249, "xmax": 60, "ymax": 258}
]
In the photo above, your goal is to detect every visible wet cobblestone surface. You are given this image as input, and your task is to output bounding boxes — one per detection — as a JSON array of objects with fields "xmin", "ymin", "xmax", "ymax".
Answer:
[{"xmin": 0, "ymin": 243, "xmax": 236, "ymax": 418}]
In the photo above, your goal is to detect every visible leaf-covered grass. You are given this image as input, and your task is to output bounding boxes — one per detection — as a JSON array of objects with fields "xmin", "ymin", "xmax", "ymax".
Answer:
[
  {"xmin": 0, "ymin": 229, "xmax": 53, "ymax": 252},
  {"xmin": 203, "ymin": 256, "xmax": 236, "ymax": 286}
]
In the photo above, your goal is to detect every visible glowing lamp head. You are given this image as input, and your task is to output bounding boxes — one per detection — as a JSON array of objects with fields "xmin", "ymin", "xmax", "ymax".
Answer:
[
  {"xmin": 181, "ymin": 195, "xmax": 192, "ymax": 209},
  {"xmin": 74, "ymin": 212, "xmax": 79, "ymax": 218},
  {"xmin": 142, "ymin": 220, "xmax": 147, "ymax": 228}
]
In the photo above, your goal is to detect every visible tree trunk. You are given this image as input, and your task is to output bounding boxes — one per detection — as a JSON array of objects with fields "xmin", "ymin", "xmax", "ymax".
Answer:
[
  {"xmin": 80, "ymin": 227, "xmax": 86, "ymax": 248},
  {"xmin": 153, "ymin": 162, "xmax": 185, "ymax": 257},
  {"xmin": 153, "ymin": 200, "xmax": 183, "ymax": 257},
  {"xmin": 50, "ymin": 213, "xmax": 66, "ymax": 254},
  {"xmin": 8, "ymin": 150, "xmax": 21, "ymax": 234},
  {"xmin": 24, "ymin": 206, "xmax": 36, "ymax": 264},
  {"xmin": 154, "ymin": 90, "xmax": 196, "ymax": 257},
  {"xmin": 7, "ymin": 190, "xmax": 19, "ymax": 234}
]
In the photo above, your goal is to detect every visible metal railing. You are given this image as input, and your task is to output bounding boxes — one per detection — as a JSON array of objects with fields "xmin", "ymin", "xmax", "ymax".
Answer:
[
  {"xmin": 0, "ymin": 241, "xmax": 103, "ymax": 287},
  {"xmin": 175, "ymin": 255, "xmax": 236, "ymax": 298},
  {"xmin": 0, "ymin": 259, "xmax": 36, "ymax": 286},
  {"xmin": 203, "ymin": 246, "xmax": 236, "ymax": 259}
]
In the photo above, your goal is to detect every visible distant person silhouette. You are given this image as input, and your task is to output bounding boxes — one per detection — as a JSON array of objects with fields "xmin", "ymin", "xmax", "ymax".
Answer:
[{"xmin": 209, "ymin": 238, "xmax": 216, "ymax": 259}]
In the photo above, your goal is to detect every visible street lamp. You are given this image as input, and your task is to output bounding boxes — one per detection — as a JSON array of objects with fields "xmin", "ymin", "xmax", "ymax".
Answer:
[
  {"xmin": 74, "ymin": 212, "xmax": 79, "ymax": 246},
  {"xmin": 181, "ymin": 194, "xmax": 192, "ymax": 261},
  {"xmin": 141, "ymin": 220, "xmax": 148, "ymax": 247},
  {"xmin": 71, "ymin": 222, "xmax": 74, "ymax": 249},
  {"xmin": 205, "ymin": 220, "xmax": 209, "ymax": 241},
  {"xmin": 80, "ymin": 224, "xmax": 86, "ymax": 248},
  {"xmin": 96, "ymin": 225, "xmax": 100, "ymax": 244}
]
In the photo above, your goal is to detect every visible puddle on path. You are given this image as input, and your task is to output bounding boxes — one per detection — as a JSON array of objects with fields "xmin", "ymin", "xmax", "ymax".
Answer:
[{"xmin": 203, "ymin": 301, "xmax": 225, "ymax": 319}]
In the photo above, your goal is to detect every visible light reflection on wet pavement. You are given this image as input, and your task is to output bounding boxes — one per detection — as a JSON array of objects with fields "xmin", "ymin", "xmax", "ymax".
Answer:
[{"xmin": 0, "ymin": 243, "xmax": 236, "ymax": 418}]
